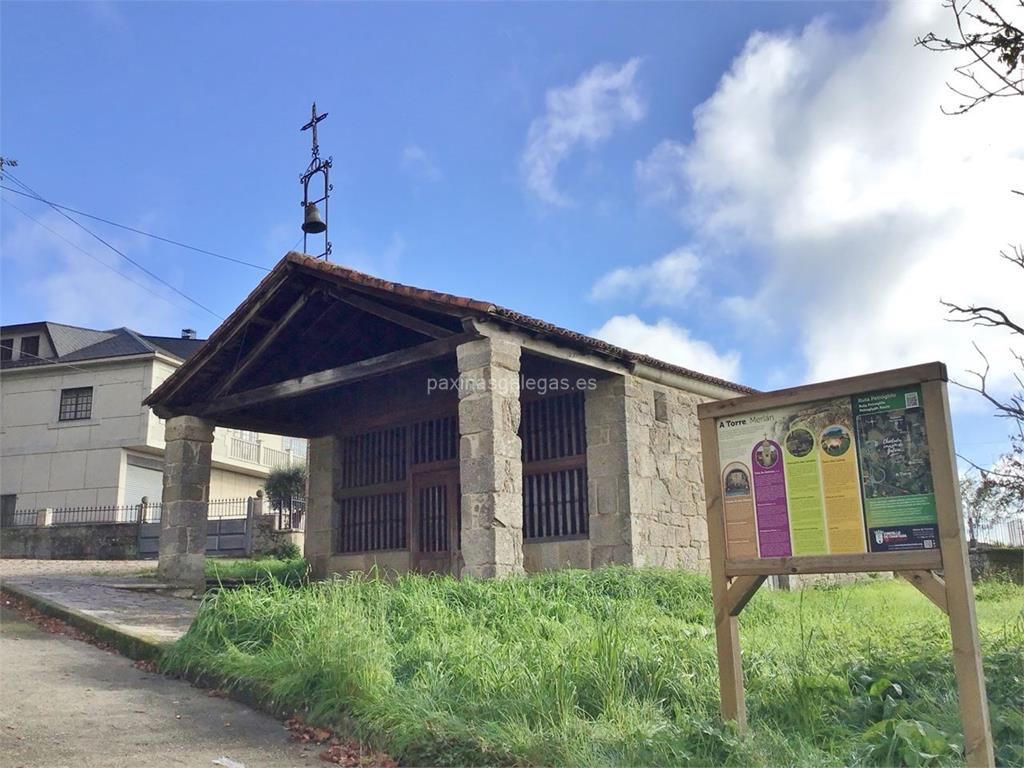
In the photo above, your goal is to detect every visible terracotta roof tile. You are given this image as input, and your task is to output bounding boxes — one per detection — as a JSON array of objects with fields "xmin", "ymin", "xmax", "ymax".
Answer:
[
  {"xmin": 146, "ymin": 252, "xmax": 755, "ymax": 407},
  {"xmin": 284, "ymin": 252, "xmax": 755, "ymax": 395}
]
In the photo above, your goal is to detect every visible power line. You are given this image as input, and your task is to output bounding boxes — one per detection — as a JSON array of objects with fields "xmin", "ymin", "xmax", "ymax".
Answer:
[
  {"xmin": 0, "ymin": 183, "xmax": 270, "ymax": 272},
  {"xmin": 1, "ymin": 197, "xmax": 192, "ymax": 314},
  {"xmin": 2, "ymin": 171, "xmax": 223, "ymax": 320}
]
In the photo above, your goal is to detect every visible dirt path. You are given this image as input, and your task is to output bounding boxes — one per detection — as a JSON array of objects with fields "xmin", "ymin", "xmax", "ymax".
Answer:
[{"xmin": 0, "ymin": 606, "xmax": 317, "ymax": 767}]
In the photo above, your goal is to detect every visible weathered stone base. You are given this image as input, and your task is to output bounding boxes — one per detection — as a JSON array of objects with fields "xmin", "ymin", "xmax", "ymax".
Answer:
[
  {"xmin": 158, "ymin": 416, "xmax": 214, "ymax": 593},
  {"xmin": 457, "ymin": 335, "xmax": 525, "ymax": 578}
]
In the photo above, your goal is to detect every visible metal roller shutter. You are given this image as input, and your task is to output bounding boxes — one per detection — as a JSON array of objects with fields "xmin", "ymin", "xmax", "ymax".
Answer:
[{"xmin": 125, "ymin": 462, "xmax": 163, "ymax": 507}]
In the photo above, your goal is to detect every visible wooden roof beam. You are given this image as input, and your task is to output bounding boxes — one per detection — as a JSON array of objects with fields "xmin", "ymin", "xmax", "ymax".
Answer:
[
  {"xmin": 147, "ymin": 267, "xmax": 293, "ymax": 407},
  {"xmin": 214, "ymin": 293, "xmax": 310, "ymax": 397},
  {"xmin": 193, "ymin": 332, "xmax": 477, "ymax": 417},
  {"xmin": 327, "ymin": 287, "xmax": 454, "ymax": 339}
]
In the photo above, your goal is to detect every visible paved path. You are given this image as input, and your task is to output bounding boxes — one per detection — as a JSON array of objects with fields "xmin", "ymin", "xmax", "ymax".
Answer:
[
  {"xmin": 0, "ymin": 559, "xmax": 155, "ymax": 579},
  {"xmin": 0, "ymin": 560, "xmax": 195, "ymax": 645},
  {"xmin": 0, "ymin": 606, "xmax": 317, "ymax": 767}
]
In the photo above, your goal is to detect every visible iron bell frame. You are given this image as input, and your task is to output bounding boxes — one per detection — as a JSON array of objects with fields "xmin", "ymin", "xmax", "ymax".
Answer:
[{"xmin": 300, "ymin": 102, "xmax": 332, "ymax": 259}]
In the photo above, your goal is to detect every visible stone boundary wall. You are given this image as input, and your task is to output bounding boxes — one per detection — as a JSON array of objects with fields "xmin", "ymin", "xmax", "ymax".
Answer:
[
  {"xmin": 249, "ymin": 513, "xmax": 304, "ymax": 557},
  {"xmin": 1, "ymin": 522, "xmax": 140, "ymax": 560},
  {"xmin": 971, "ymin": 546, "xmax": 1024, "ymax": 584}
]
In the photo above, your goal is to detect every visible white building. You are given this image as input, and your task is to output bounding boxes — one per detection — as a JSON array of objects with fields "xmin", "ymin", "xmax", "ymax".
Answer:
[{"xmin": 0, "ymin": 322, "xmax": 305, "ymax": 514}]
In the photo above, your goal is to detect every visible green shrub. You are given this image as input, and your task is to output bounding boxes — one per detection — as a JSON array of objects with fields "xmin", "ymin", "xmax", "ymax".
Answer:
[
  {"xmin": 263, "ymin": 464, "xmax": 307, "ymax": 511},
  {"xmin": 204, "ymin": 557, "xmax": 308, "ymax": 587},
  {"xmin": 268, "ymin": 540, "xmax": 302, "ymax": 561},
  {"xmin": 858, "ymin": 718, "xmax": 958, "ymax": 767},
  {"xmin": 974, "ymin": 575, "xmax": 1022, "ymax": 602},
  {"xmin": 165, "ymin": 569, "xmax": 1024, "ymax": 767}
]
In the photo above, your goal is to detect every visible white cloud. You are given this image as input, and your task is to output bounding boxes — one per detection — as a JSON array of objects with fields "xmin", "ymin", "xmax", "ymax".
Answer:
[
  {"xmin": 590, "ymin": 314, "xmax": 740, "ymax": 381},
  {"xmin": 643, "ymin": 1, "xmax": 1024, "ymax": 389},
  {"xmin": 400, "ymin": 144, "xmax": 442, "ymax": 183},
  {"xmin": 522, "ymin": 58, "xmax": 645, "ymax": 206},
  {"xmin": 1, "ymin": 207, "xmax": 183, "ymax": 333},
  {"xmin": 591, "ymin": 247, "xmax": 700, "ymax": 306},
  {"xmin": 333, "ymin": 231, "xmax": 406, "ymax": 279},
  {"xmin": 634, "ymin": 139, "xmax": 687, "ymax": 207}
]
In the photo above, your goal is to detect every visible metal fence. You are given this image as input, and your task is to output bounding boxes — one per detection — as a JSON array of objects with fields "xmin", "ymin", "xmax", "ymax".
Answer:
[
  {"xmin": 2, "ymin": 504, "xmax": 155, "ymax": 527},
  {"xmin": 207, "ymin": 497, "xmax": 250, "ymax": 519},
  {"xmin": 2, "ymin": 498, "xmax": 252, "ymax": 528},
  {"xmin": 50, "ymin": 505, "xmax": 143, "ymax": 525},
  {"xmin": 4, "ymin": 510, "xmax": 40, "ymax": 527},
  {"xmin": 975, "ymin": 519, "xmax": 1024, "ymax": 547},
  {"xmin": 274, "ymin": 496, "xmax": 306, "ymax": 531}
]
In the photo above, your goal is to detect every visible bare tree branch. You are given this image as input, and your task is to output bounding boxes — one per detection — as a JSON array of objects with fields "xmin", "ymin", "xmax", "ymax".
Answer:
[{"xmin": 917, "ymin": 0, "xmax": 1024, "ymax": 114}]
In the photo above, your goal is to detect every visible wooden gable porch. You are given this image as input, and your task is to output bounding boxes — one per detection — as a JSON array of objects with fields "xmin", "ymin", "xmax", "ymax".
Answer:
[{"xmin": 144, "ymin": 253, "xmax": 623, "ymax": 590}]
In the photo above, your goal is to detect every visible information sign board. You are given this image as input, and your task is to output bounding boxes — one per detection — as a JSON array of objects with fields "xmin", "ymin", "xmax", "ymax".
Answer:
[{"xmin": 697, "ymin": 363, "xmax": 994, "ymax": 767}]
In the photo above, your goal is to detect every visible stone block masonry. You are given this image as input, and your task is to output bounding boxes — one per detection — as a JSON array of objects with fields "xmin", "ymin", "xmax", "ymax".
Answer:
[
  {"xmin": 584, "ymin": 376, "xmax": 634, "ymax": 567},
  {"xmin": 457, "ymin": 334, "xmax": 525, "ymax": 578},
  {"xmin": 0, "ymin": 522, "xmax": 140, "ymax": 559},
  {"xmin": 624, "ymin": 377, "xmax": 710, "ymax": 571},
  {"xmin": 584, "ymin": 373, "xmax": 711, "ymax": 572},
  {"xmin": 303, "ymin": 436, "xmax": 336, "ymax": 580},
  {"xmin": 158, "ymin": 415, "xmax": 214, "ymax": 593}
]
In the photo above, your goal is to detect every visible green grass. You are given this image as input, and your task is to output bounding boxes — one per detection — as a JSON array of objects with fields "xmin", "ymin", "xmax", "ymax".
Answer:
[
  {"xmin": 163, "ymin": 569, "xmax": 1024, "ymax": 767},
  {"xmin": 203, "ymin": 557, "xmax": 308, "ymax": 586}
]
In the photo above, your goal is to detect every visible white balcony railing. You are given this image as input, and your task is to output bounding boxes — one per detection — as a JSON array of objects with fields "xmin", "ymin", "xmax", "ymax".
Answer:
[
  {"xmin": 228, "ymin": 438, "xmax": 297, "ymax": 469},
  {"xmin": 261, "ymin": 445, "xmax": 291, "ymax": 468},
  {"xmin": 229, "ymin": 437, "xmax": 261, "ymax": 464}
]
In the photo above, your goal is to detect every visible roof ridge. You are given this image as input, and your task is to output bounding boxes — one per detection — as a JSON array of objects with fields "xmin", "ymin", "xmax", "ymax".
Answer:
[
  {"xmin": 285, "ymin": 251, "xmax": 753, "ymax": 395},
  {"xmin": 145, "ymin": 251, "xmax": 754, "ymax": 408},
  {"xmin": 51, "ymin": 321, "xmax": 117, "ymax": 334},
  {"xmin": 118, "ymin": 327, "xmax": 158, "ymax": 353}
]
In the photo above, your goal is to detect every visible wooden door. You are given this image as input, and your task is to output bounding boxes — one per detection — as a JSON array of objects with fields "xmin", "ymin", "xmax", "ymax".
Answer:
[{"xmin": 411, "ymin": 469, "xmax": 460, "ymax": 575}]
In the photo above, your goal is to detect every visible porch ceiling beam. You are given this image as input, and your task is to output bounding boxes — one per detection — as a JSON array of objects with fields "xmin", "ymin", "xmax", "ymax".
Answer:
[
  {"xmin": 327, "ymin": 287, "xmax": 454, "ymax": 339},
  {"xmin": 463, "ymin": 317, "xmax": 630, "ymax": 376},
  {"xmin": 194, "ymin": 332, "xmax": 478, "ymax": 416},
  {"xmin": 149, "ymin": 268, "xmax": 292, "ymax": 408},
  {"xmin": 215, "ymin": 293, "xmax": 310, "ymax": 397}
]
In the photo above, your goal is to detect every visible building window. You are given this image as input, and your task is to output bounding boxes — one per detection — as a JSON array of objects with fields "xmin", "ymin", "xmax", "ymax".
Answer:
[
  {"xmin": 339, "ymin": 427, "xmax": 407, "ymax": 489},
  {"xmin": 520, "ymin": 391, "xmax": 589, "ymax": 540},
  {"xmin": 59, "ymin": 386, "xmax": 93, "ymax": 421},
  {"xmin": 20, "ymin": 335, "xmax": 40, "ymax": 360},
  {"xmin": 411, "ymin": 415, "xmax": 458, "ymax": 465},
  {"xmin": 0, "ymin": 339, "xmax": 12, "ymax": 362},
  {"xmin": 335, "ymin": 492, "xmax": 407, "ymax": 553}
]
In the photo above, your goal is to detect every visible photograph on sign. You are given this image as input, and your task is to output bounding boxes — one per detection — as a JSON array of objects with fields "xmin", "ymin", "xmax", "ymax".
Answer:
[{"xmin": 716, "ymin": 384, "xmax": 938, "ymax": 561}]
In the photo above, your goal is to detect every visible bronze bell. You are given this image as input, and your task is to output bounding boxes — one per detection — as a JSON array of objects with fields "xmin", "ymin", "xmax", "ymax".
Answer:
[{"xmin": 302, "ymin": 203, "xmax": 327, "ymax": 234}]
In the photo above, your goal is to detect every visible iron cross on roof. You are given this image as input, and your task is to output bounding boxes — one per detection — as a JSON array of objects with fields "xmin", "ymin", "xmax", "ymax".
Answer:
[{"xmin": 301, "ymin": 102, "xmax": 328, "ymax": 164}]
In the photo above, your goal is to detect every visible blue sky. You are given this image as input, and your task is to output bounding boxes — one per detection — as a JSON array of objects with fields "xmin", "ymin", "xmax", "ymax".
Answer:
[{"xmin": 2, "ymin": 1, "xmax": 1021, "ymax": 470}]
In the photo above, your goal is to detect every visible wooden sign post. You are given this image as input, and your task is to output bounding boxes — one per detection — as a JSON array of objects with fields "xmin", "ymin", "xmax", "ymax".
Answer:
[{"xmin": 697, "ymin": 362, "xmax": 994, "ymax": 768}]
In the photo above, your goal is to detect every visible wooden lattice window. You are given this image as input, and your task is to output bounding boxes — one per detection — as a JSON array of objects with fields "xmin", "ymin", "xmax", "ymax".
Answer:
[
  {"xmin": 521, "ymin": 391, "xmax": 586, "ymax": 463},
  {"xmin": 417, "ymin": 484, "xmax": 450, "ymax": 553},
  {"xmin": 411, "ymin": 415, "xmax": 458, "ymax": 464},
  {"xmin": 339, "ymin": 427, "xmax": 407, "ymax": 489},
  {"xmin": 335, "ymin": 492, "xmax": 407, "ymax": 553},
  {"xmin": 521, "ymin": 391, "xmax": 588, "ymax": 540},
  {"xmin": 524, "ymin": 467, "xmax": 588, "ymax": 540}
]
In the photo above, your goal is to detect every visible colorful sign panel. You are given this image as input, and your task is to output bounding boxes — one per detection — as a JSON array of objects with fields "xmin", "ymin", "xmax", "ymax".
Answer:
[{"xmin": 716, "ymin": 385, "xmax": 938, "ymax": 559}]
